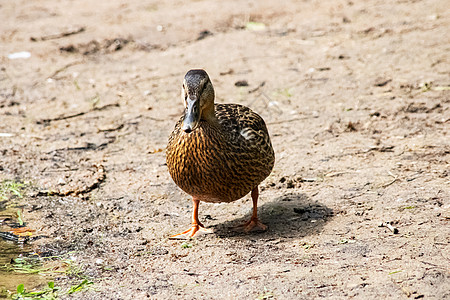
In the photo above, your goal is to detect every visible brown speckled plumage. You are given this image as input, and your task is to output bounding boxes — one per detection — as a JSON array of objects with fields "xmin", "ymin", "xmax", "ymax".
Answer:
[
  {"xmin": 167, "ymin": 103, "xmax": 274, "ymax": 202},
  {"xmin": 166, "ymin": 69, "xmax": 274, "ymax": 238}
]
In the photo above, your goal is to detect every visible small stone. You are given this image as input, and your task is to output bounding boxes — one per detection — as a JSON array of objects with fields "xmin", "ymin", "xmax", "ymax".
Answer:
[
  {"xmin": 235, "ymin": 80, "xmax": 249, "ymax": 87},
  {"xmin": 374, "ymin": 77, "xmax": 391, "ymax": 87}
]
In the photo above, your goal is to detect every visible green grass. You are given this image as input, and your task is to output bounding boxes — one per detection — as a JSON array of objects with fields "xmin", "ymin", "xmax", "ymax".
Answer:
[
  {"xmin": 13, "ymin": 282, "xmax": 59, "ymax": 300},
  {"xmin": 181, "ymin": 242, "xmax": 193, "ymax": 249},
  {"xmin": 403, "ymin": 206, "xmax": 416, "ymax": 209},
  {"xmin": 4, "ymin": 256, "xmax": 49, "ymax": 274},
  {"xmin": 273, "ymin": 88, "xmax": 293, "ymax": 99},
  {"xmin": 12, "ymin": 280, "xmax": 93, "ymax": 299},
  {"xmin": 300, "ymin": 241, "xmax": 315, "ymax": 250},
  {"xmin": 256, "ymin": 287, "xmax": 275, "ymax": 300},
  {"xmin": 2, "ymin": 252, "xmax": 87, "ymax": 279},
  {"xmin": 0, "ymin": 180, "xmax": 25, "ymax": 201},
  {"xmin": 8, "ymin": 252, "xmax": 94, "ymax": 299},
  {"xmin": 66, "ymin": 279, "xmax": 93, "ymax": 295},
  {"xmin": 65, "ymin": 260, "xmax": 86, "ymax": 279}
]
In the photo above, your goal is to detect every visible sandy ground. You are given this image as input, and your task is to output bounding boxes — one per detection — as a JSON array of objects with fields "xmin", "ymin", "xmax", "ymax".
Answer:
[{"xmin": 1, "ymin": 0, "xmax": 449, "ymax": 299}]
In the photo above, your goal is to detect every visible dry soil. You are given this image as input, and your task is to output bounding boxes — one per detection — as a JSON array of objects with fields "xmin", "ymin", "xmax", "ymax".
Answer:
[{"xmin": 0, "ymin": 0, "xmax": 449, "ymax": 299}]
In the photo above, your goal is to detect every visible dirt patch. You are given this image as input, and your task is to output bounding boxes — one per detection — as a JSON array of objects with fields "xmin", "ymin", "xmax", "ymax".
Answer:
[{"xmin": 1, "ymin": 0, "xmax": 449, "ymax": 298}]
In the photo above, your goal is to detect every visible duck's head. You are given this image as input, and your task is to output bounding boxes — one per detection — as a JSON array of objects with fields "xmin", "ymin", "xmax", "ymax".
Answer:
[{"xmin": 181, "ymin": 69, "xmax": 215, "ymax": 133}]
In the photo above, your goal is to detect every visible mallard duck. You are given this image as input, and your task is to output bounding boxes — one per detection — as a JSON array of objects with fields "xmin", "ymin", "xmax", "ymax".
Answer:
[{"xmin": 166, "ymin": 69, "xmax": 275, "ymax": 238}]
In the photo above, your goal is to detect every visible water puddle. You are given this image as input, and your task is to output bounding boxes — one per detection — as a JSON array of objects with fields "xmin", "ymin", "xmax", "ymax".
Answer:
[
  {"xmin": 0, "ymin": 206, "xmax": 49, "ymax": 295},
  {"xmin": 0, "ymin": 181, "xmax": 78, "ymax": 297},
  {"xmin": 0, "ymin": 242, "xmax": 45, "ymax": 292}
]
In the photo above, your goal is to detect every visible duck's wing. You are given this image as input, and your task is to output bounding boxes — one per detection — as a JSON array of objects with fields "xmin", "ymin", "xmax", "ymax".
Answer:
[{"xmin": 215, "ymin": 103, "xmax": 273, "ymax": 150}]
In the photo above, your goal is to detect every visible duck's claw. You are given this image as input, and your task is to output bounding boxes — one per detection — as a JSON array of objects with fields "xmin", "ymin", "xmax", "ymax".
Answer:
[
  {"xmin": 169, "ymin": 224, "xmax": 213, "ymax": 240},
  {"xmin": 234, "ymin": 218, "xmax": 268, "ymax": 232}
]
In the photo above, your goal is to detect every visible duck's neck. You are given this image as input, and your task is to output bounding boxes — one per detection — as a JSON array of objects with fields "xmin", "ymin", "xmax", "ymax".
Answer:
[{"xmin": 201, "ymin": 103, "xmax": 219, "ymax": 127}]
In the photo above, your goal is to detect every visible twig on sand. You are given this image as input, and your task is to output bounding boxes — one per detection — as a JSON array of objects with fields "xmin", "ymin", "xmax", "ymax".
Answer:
[
  {"xmin": 34, "ymin": 164, "xmax": 105, "ymax": 197},
  {"xmin": 36, "ymin": 103, "xmax": 119, "ymax": 124},
  {"xmin": 268, "ymin": 116, "xmax": 313, "ymax": 125},
  {"xmin": 380, "ymin": 171, "xmax": 399, "ymax": 188},
  {"xmin": 98, "ymin": 123, "xmax": 124, "ymax": 132},
  {"xmin": 366, "ymin": 145, "xmax": 395, "ymax": 153},
  {"xmin": 379, "ymin": 222, "xmax": 399, "ymax": 234},
  {"xmin": 248, "ymin": 81, "xmax": 266, "ymax": 94},
  {"xmin": 48, "ymin": 60, "xmax": 84, "ymax": 79},
  {"xmin": 30, "ymin": 27, "xmax": 86, "ymax": 41},
  {"xmin": 37, "ymin": 111, "xmax": 85, "ymax": 124}
]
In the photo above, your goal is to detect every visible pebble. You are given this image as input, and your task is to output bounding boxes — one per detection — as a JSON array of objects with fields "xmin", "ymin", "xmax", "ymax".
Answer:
[{"xmin": 8, "ymin": 51, "xmax": 31, "ymax": 59}]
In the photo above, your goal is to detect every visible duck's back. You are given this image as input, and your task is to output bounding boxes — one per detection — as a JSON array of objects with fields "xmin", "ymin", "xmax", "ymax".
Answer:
[{"xmin": 167, "ymin": 103, "xmax": 275, "ymax": 203}]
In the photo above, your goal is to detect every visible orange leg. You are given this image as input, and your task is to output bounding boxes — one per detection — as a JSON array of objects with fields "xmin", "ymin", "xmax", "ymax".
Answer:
[
  {"xmin": 236, "ymin": 186, "xmax": 268, "ymax": 232},
  {"xmin": 170, "ymin": 198, "xmax": 213, "ymax": 239}
]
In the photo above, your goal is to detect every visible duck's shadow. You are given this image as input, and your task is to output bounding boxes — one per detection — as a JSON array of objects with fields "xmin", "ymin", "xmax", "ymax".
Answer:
[{"xmin": 212, "ymin": 192, "xmax": 333, "ymax": 240}]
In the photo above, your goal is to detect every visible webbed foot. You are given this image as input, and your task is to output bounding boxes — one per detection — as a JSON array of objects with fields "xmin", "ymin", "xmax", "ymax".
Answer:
[{"xmin": 169, "ymin": 224, "xmax": 213, "ymax": 240}]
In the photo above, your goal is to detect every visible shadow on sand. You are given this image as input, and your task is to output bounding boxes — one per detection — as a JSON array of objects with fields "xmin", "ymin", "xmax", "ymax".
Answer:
[{"xmin": 213, "ymin": 192, "xmax": 333, "ymax": 240}]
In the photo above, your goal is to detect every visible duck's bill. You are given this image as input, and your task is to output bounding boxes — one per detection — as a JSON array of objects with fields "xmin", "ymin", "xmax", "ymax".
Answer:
[{"xmin": 182, "ymin": 98, "xmax": 200, "ymax": 133}]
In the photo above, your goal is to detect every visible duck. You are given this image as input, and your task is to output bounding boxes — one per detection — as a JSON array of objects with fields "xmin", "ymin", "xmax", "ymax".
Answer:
[{"xmin": 166, "ymin": 69, "xmax": 275, "ymax": 239}]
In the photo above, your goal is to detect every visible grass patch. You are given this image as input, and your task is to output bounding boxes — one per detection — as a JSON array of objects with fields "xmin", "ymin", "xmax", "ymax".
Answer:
[
  {"xmin": 11, "ymin": 280, "xmax": 93, "ymax": 299},
  {"xmin": 13, "ymin": 281, "xmax": 59, "ymax": 300},
  {"xmin": 2, "ymin": 252, "xmax": 86, "ymax": 278},
  {"xmin": 338, "ymin": 239, "xmax": 356, "ymax": 244},
  {"xmin": 273, "ymin": 88, "xmax": 293, "ymax": 99},
  {"xmin": 181, "ymin": 242, "xmax": 193, "ymax": 249},
  {"xmin": 5, "ymin": 256, "xmax": 50, "ymax": 274},
  {"xmin": 300, "ymin": 241, "xmax": 315, "ymax": 250},
  {"xmin": 403, "ymin": 206, "xmax": 415, "ymax": 210},
  {"xmin": 0, "ymin": 180, "xmax": 25, "ymax": 201},
  {"xmin": 66, "ymin": 279, "xmax": 93, "ymax": 295},
  {"xmin": 256, "ymin": 287, "xmax": 275, "ymax": 299},
  {"xmin": 6, "ymin": 252, "xmax": 94, "ymax": 299}
]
